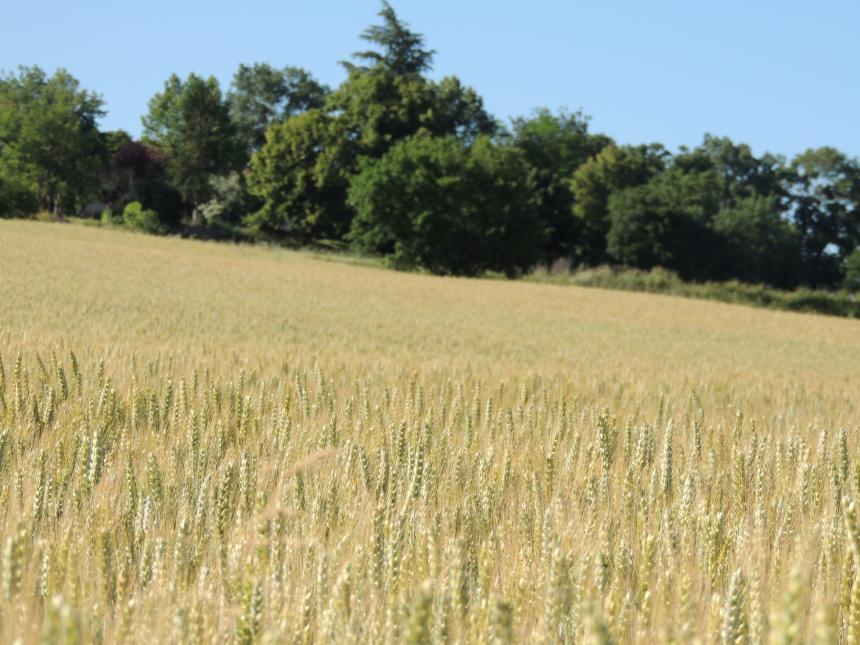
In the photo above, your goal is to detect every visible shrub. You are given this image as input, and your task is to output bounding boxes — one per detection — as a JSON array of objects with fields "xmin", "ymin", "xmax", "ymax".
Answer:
[
  {"xmin": 527, "ymin": 264, "xmax": 860, "ymax": 318},
  {"xmin": 122, "ymin": 201, "xmax": 163, "ymax": 234}
]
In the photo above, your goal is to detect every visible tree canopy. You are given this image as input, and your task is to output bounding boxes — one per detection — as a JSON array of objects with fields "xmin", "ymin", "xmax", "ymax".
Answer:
[
  {"xmin": 142, "ymin": 73, "xmax": 241, "ymax": 218},
  {"xmin": 345, "ymin": 1, "xmax": 435, "ymax": 76},
  {"xmin": 247, "ymin": 109, "xmax": 353, "ymax": 241},
  {"xmin": 569, "ymin": 144, "xmax": 668, "ymax": 265},
  {"xmin": 0, "ymin": 66, "xmax": 105, "ymax": 213},
  {"xmin": 512, "ymin": 109, "xmax": 611, "ymax": 259},
  {"xmin": 1, "ymin": 3, "xmax": 858, "ymax": 290},
  {"xmin": 228, "ymin": 63, "xmax": 329, "ymax": 155},
  {"xmin": 348, "ymin": 134, "xmax": 543, "ymax": 276}
]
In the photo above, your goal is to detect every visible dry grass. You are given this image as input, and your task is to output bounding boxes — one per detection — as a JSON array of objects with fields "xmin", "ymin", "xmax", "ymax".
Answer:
[{"xmin": 0, "ymin": 218, "xmax": 859, "ymax": 642}]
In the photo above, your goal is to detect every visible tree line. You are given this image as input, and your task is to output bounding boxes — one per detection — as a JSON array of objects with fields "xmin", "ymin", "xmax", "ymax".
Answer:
[{"xmin": 1, "ymin": 2, "xmax": 859, "ymax": 290}]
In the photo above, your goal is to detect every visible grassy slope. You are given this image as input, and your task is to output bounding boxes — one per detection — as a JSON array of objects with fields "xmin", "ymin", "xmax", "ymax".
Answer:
[
  {"xmin": 2, "ymin": 219, "xmax": 857, "ymax": 419},
  {"xmin": 1, "ymin": 219, "xmax": 860, "ymax": 642}
]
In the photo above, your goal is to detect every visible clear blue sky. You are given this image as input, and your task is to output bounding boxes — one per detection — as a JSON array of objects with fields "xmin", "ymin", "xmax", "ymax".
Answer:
[{"xmin": 2, "ymin": 0, "xmax": 857, "ymax": 159}]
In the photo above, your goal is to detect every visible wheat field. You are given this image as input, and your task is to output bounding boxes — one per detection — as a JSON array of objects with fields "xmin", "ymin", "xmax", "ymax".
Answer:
[{"xmin": 1, "ymin": 219, "xmax": 860, "ymax": 643}]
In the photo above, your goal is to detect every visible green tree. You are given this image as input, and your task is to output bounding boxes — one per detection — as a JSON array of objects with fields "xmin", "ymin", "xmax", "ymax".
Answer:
[
  {"xmin": 0, "ymin": 146, "xmax": 39, "ymax": 217},
  {"xmin": 569, "ymin": 144, "xmax": 667, "ymax": 264},
  {"xmin": 606, "ymin": 170, "xmax": 722, "ymax": 280},
  {"xmin": 327, "ymin": 67, "xmax": 495, "ymax": 159},
  {"xmin": 142, "ymin": 73, "xmax": 241, "ymax": 222},
  {"xmin": 673, "ymin": 135, "xmax": 789, "ymax": 210},
  {"xmin": 427, "ymin": 76, "xmax": 497, "ymax": 144},
  {"xmin": 335, "ymin": 1, "xmax": 494, "ymax": 148},
  {"xmin": 327, "ymin": 68, "xmax": 434, "ymax": 159},
  {"xmin": 345, "ymin": 1, "xmax": 435, "ymax": 76},
  {"xmin": 228, "ymin": 63, "xmax": 329, "ymax": 155},
  {"xmin": 629, "ymin": 138, "xmax": 800, "ymax": 286},
  {"xmin": 0, "ymin": 66, "xmax": 105, "ymax": 214},
  {"xmin": 511, "ymin": 108, "xmax": 611, "ymax": 259},
  {"xmin": 247, "ymin": 109, "xmax": 354, "ymax": 241},
  {"xmin": 790, "ymin": 147, "xmax": 860, "ymax": 287},
  {"xmin": 348, "ymin": 134, "xmax": 544, "ymax": 276},
  {"xmin": 712, "ymin": 195, "xmax": 803, "ymax": 287},
  {"xmin": 844, "ymin": 249, "xmax": 860, "ymax": 292},
  {"xmin": 100, "ymin": 129, "xmax": 133, "ymax": 162},
  {"xmin": 249, "ymin": 5, "xmax": 495, "ymax": 242}
]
